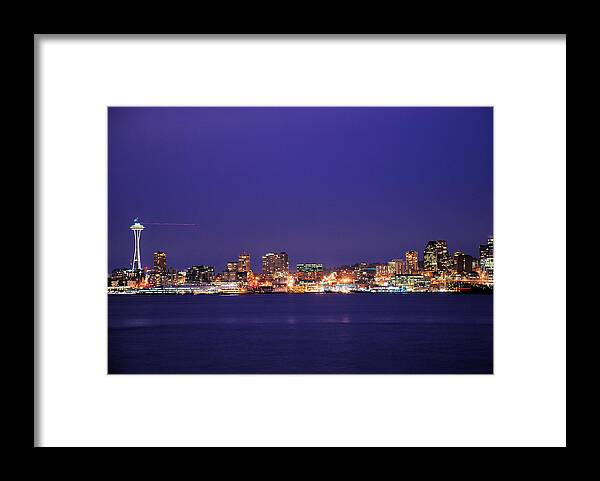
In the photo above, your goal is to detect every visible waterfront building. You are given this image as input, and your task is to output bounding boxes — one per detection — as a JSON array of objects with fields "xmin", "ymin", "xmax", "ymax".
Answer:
[
  {"xmin": 297, "ymin": 263, "xmax": 323, "ymax": 273},
  {"xmin": 215, "ymin": 282, "xmax": 245, "ymax": 295},
  {"xmin": 272, "ymin": 276, "xmax": 289, "ymax": 292},
  {"xmin": 222, "ymin": 261, "xmax": 239, "ymax": 282},
  {"xmin": 387, "ymin": 261, "xmax": 396, "ymax": 275},
  {"xmin": 153, "ymin": 251, "xmax": 167, "ymax": 273},
  {"xmin": 388, "ymin": 258, "xmax": 405, "ymax": 275},
  {"xmin": 376, "ymin": 264, "xmax": 390, "ymax": 278},
  {"xmin": 297, "ymin": 263, "xmax": 324, "ymax": 281},
  {"xmin": 334, "ymin": 268, "xmax": 355, "ymax": 284},
  {"xmin": 390, "ymin": 274, "xmax": 431, "ymax": 291},
  {"xmin": 149, "ymin": 270, "xmax": 163, "ymax": 286},
  {"xmin": 304, "ymin": 282, "xmax": 324, "ymax": 293},
  {"xmin": 355, "ymin": 264, "xmax": 377, "ymax": 287},
  {"xmin": 148, "ymin": 270, "xmax": 167, "ymax": 287},
  {"xmin": 186, "ymin": 265, "xmax": 214, "ymax": 284},
  {"xmin": 109, "ymin": 268, "xmax": 128, "ymax": 287},
  {"xmin": 405, "ymin": 250, "xmax": 419, "ymax": 274},
  {"xmin": 111, "ymin": 267, "xmax": 144, "ymax": 287},
  {"xmin": 236, "ymin": 271, "xmax": 249, "ymax": 283}
]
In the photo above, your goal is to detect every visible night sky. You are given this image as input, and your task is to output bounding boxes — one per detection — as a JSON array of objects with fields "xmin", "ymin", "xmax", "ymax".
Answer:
[{"xmin": 108, "ymin": 107, "xmax": 492, "ymax": 273}]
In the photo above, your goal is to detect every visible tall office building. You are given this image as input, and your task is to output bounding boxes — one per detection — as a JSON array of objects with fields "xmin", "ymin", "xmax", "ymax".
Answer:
[
  {"xmin": 479, "ymin": 235, "xmax": 494, "ymax": 280},
  {"xmin": 453, "ymin": 251, "xmax": 461, "ymax": 271},
  {"xmin": 238, "ymin": 252, "xmax": 251, "ymax": 273},
  {"xmin": 435, "ymin": 240, "xmax": 450, "ymax": 271},
  {"xmin": 454, "ymin": 252, "xmax": 474, "ymax": 273},
  {"xmin": 479, "ymin": 244, "xmax": 488, "ymax": 269},
  {"xmin": 424, "ymin": 240, "xmax": 451, "ymax": 272},
  {"xmin": 479, "ymin": 236, "xmax": 494, "ymax": 274},
  {"xmin": 262, "ymin": 252, "xmax": 289, "ymax": 278},
  {"xmin": 153, "ymin": 251, "xmax": 167, "ymax": 273},
  {"xmin": 405, "ymin": 250, "xmax": 419, "ymax": 274},
  {"xmin": 424, "ymin": 241, "xmax": 438, "ymax": 271}
]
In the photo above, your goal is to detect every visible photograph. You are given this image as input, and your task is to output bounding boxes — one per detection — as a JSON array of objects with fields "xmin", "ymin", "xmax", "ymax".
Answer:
[{"xmin": 107, "ymin": 106, "xmax": 494, "ymax": 374}]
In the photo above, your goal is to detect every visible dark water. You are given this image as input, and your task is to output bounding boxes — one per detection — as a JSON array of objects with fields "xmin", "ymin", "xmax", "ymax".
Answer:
[{"xmin": 108, "ymin": 294, "xmax": 493, "ymax": 374}]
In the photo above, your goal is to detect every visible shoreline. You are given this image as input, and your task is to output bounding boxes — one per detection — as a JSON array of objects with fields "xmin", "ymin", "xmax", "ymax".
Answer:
[{"xmin": 107, "ymin": 289, "xmax": 493, "ymax": 296}]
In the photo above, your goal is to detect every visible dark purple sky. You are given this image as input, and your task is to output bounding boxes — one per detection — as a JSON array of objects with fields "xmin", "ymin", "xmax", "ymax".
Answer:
[{"xmin": 108, "ymin": 107, "xmax": 492, "ymax": 272}]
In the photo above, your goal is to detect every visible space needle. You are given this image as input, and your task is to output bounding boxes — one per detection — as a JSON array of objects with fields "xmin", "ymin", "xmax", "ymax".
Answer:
[{"xmin": 130, "ymin": 218, "xmax": 145, "ymax": 271}]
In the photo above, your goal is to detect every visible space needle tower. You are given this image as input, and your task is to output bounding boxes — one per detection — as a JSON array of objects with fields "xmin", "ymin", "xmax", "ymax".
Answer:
[{"xmin": 130, "ymin": 218, "xmax": 145, "ymax": 271}]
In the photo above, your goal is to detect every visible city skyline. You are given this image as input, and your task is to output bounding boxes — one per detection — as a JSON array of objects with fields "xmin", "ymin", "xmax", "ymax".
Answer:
[
  {"xmin": 109, "ymin": 215, "xmax": 493, "ymax": 294},
  {"xmin": 108, "ymin": 107, "xmax": 493, "ymax": 272},
  {"xmin": 113, "ymin": 217, "xmax": 491, "ymax": 274}
]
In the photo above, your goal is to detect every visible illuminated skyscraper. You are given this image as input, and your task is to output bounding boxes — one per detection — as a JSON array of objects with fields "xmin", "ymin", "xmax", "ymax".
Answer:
[
  {"xmin": 129, "ymin": 218, "xmax": 144, "ymax": 271},
  {"xmin": 262, "ymin": 252, "xmax": 289, "ymax": 278},
  {"xmin": 435, "ymin": 240, "xmax": 450, "ymax": 271},
  {"xmin": 479, "ymin": 247, "xmax": 486, "ymax": 267},
  {"xmin": 405, "ymin": 251, "xmax": 419, "ymax": 274},
  {"xmin": 153, "ymin": 251, "xmax": 167, "ymax": 273},
  {"xmin": 453, "ymin": 251, "xmax": 461, "ymax": 271},
  {"xmin": 480, "ymin": 235, "xmax": 494, "ymax": 280},
  {"xmin": 424, "ymin": 241, "xmax": 438, "ymax": 271},
  {"xmin": 424, "ymin": 240, "xmax": 450, "ymax": 272},
  {"xmin": 238, "ymin": 252, "xmax": 251, "ymax": 273}
]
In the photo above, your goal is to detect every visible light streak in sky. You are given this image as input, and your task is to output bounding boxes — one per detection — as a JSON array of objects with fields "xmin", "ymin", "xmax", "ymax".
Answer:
[{"xmin": 144, "ymin": 222, "xmax": 199, "ymax": 226}]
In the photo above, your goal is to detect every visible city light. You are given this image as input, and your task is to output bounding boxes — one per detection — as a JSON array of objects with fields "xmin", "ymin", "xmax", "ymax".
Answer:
[{"xmin": 109, "ymin": 219, "xmax": 493, "ymax": 295}]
